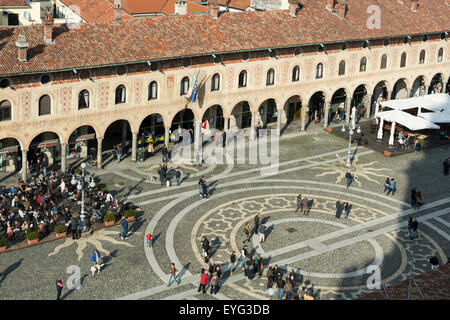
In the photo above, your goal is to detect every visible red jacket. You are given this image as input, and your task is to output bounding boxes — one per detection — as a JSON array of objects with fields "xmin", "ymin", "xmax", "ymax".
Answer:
[{"xmin": 200, "ymin": 273, "xmax": 211, "ymax": 285}]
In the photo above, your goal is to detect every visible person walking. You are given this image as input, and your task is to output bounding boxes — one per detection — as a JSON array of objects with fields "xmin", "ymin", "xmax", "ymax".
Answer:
[
  {"xmin": 116, "ymin": 145, "xmax": 122, "ymax": 163},
  {"xmin": 276, "ymin": 276, "xmax": 285, "ymax": 300},
  {"xmin": 210, "ymin": 272, "xmax": 219, "ymax": 294},
  {"xmin": 121, "ymin": 217, "xmax": 128, "ymax": 240},
  {"xmin": 241, "ymin": 245, "xmax": 248, "ymax": 270},
  {"xmin": 383, "ymin": 177, "xmax": 391, "ymax": 193},
  {"xmin": 283, "ymin": 277, "xmax": 293, "ymax": 300},
  {"xmin": 345, "ymin": 171, "xmax": 353, "ymax": 189},
  {"xmin": 301, "ymin": 195, "xmax": 309, "ymax": 215},
  {"xmin": 443, "ymin": 158, "xmax": 449, "ymax": 176},
  {"xmin": 202, "ymin": 181, "xmax": 208, "ymax": 200},
  {"xmin": 343, "ymin": 202, "xmax": 350, "ymax": 220},
  {"xmin": 168, "ymin": 262, "xmax": 180, "ymax": 286},
  {"xmin": 201, "ymin": 236, "xmax": 210, "ymax": 263},
  {"xmin": 407, "ymin": 217, "xmax": 414, "ymax": 238},
  {"xmin": 410, "ymin": 187, "xmax": 417, "ymax": 207},
  {"xmin": 230, "ymin": 250, "xmax": 237, "ymax": 275},
  {"xmin": 386, "ymin": 178, "xmax": 396, "ymax": 196},
  {"xmin": 146, "ymin": 232, "xmax": 152, "ymax": 247},
  {"xmin": 90, "ymin": 249, "xmax": 101, "ymax": 266},
  {"xmin": 175, "ymin": 168, "xmax": 182, "ymax": 186},
  {"xmin": 71, "ymin": 218, "xmax": 78, "ymax": 240},
  {"xmin": 198, "ymin": 270, "xmax": 211, "ymax": 294},
  {"xmin": 255, "ymin": 255, "xmax": 264, "ymax": 278},
  {"xmin": 243, "ymin": 222, "xmax": 251, "ymax": 243},
  {"xmin": 335, "ymin": 200, "xmax": 343, "ymax": 219},
  {"xmin": 56, "ymin": 277, "xmax": 63, "ymax": 300},
  {"xmin": 253, "ymin": 213, "xmax": 261, "ymax": 235},
  {"xmin": 222, "ymin": 129, "xmax": 226, "ymax": 148},
  {"xmin": 266, "ymin": 267, "xmax": 274, "ymax": 290},
  {"xmin": 414, "ymin": 139, "xmax": 421, "ymax": 154},
  {"xmin": 411, "ymin": 218, "xmax": 419, "ymax": 239},
  {"xmin": 259, "ymin": 223, "xmax": 266, "ymax": 243},
  {"xmin": 198, "ymin": 176, "xmax": 205, "ymax": 197},
  {"xmin": 295, "ymin": 194, "xmax": 303, "ymax": 213}
]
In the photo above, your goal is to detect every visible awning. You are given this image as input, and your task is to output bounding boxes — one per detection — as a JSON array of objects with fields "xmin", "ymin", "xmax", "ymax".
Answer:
[
  {"xmin": 0, "ymin": 145, "xmax": 19, "ymax": 155},
  {"xmin": 30, "ymin": 139, "xmax": 59, "ymax": 148},
  {"xmin": 419, "ymin": 111, "xmax": 450, "ymax": 123},
  {"xmin": 377, "ymin": 110, "xmax": 440, "ymax": 131},
  {"xmin": 380, "ymin": 93, "xmax": 450, "ymax": 112},
  {"xmin": 75, "ymin": 133, "xmax": 96, "ymax": 142}
]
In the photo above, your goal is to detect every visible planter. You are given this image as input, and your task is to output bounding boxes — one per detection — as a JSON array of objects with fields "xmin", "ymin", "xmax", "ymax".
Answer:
[
  {"xmin": 55, "ymin": 232, "xmax": 67, "ymax": 239},
  {"xmin": 104, "ymin": 220, "xmax": 115, "ymax": 227},
  {"xmin": 0, "ymin": 246, "xmax": 6, "ymax": 253},
  {"xmin": 384, "ymin": 150, "xmax": 392, "ymax": 157},
  {"xmin": 126, "ymin": 216, "xmax": 135, "ymax": 222},
  {"xmin": 27, "ymin": 239, "xmax": 39, "ymax": 246},
  {"xmin": 326, "ymin": 127, "xmax": 333, "ymax": 133}
]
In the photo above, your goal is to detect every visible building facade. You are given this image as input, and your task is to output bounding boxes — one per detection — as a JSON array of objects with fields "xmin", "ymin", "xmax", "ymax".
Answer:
[{"xmin": 0, "ymin": 0, "xmax": 449, "ymax": 176}]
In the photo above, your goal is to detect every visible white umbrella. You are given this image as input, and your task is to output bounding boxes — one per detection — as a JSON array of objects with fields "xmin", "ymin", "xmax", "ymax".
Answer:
[
  {"xmin": 377, "ymin": 117, "xmax": 384, "ymax": 140},
  {"xmin": 388, "ymin": 121, "xmax": 396, "ymax": 146}
]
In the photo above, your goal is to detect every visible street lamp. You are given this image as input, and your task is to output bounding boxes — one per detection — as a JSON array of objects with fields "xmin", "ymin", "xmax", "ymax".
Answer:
[
  {"xmin": 341, "ymin": 108, "xmax": 361, "ymax": 168},
  {"xmin": 71, "ymin": 162, "xmax": 96, "ymax": 232}
]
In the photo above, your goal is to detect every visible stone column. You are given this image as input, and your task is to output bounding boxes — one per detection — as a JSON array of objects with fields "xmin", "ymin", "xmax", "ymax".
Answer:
[
  {"xmin": 21, "ymin": 149, "xmax": 28, "ymax": 181},
  {"xmin": 443, "ymin": 82, "xmax": 448, "ymax": 94},
  {"xmin": 250, "ymin": 112, "xmax": 256, "ymax": 139},
  {"xmin": 165, "ymin": 127, "xmax": 170, "ymax": 147},
  {"xmin": 323, "ymin": 101, "xmax": 330, "ymax": 128},
  {"xmin": 131, "ymin": 132, "xmax": 137, "ymax": 162},
  {"xmin": 364, "ymin": 94, "xmax": 373, "ymax": 119},
  {"xmin": 224, "ymin": 117, "xmax": 230, "ymax": 132},
  {"xmin": 60, "ymin": 143, "xmax": 67, "ymax": 173},
  {"xmin": 345, "ymin": 98, "xmax": 351, "ymax": 124},
  {"xmin": 277, "ymin": 109, "xmax": 282, "ymax": 135},
  {"xmin": 405, "ymin": 88, "xmax": 411, "ymax": 99},
  {"xmin": 386, "ymin": 90, "xmax": 393, "ymax": 100},
  {"xmin": 97, "ymin": 137, "xmax": 103, "ymax": 169},
  {"xmin": 300, "ymin": 106, "xmax": 306, "ymax": 131}
]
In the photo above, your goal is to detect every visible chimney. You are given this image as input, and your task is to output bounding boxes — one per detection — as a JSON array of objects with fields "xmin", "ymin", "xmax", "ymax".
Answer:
[
  {"xmin": 326, "ymin": 0, "xmax": 336, "ymax": 11},
  {"xmin": 410, "ymin": 0, "xmax": 419, "ymax": 12},
  {"xmin": 175, "ymin": 0, "xmax": 188, "ymax": 15},
  {"xmin": 335, "ymin": 0, "xmax": 347, "ymax": 18},
  {"xmin": 289, "ymin": 0, "xmax": 298, "ymax": 17},
  {"xmin": 15, "ymin": 34, "xmax": 29, "ymax": 63},
  {"xmin": 43, "ymin": 6, "xmax": 54, "ymax": 45},
  {"xmin": 209, "ymin": 0, "xmax": 219, "ymax": 19},
  {"xmin": 114, "ymin": 0, "xmax": 122, "ymax": 21}
]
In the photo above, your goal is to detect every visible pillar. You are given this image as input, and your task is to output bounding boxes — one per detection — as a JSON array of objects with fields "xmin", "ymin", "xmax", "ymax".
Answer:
[
  {"xmin": 386, "ymin": 90, "xmax": 393, "ymax": 100},
  {"xmin": 60, "ymin": 143, "xmax": 66, "ymax": 173},
  {"xmin": 377, "ymin": 118, "xmax": 384, "ymax": 140},
  {"xmin": 389, "ymin": 121, "xmax": 396, "ymax": 146},
  {"xmin": 405, "ymin": 88, "xmax": 411, "ymax": 99},
  {"xmin": 21, "ymin": 149, "xmax": 27, "ymax": 181},
  {"xmin": 131, "ymin": 132, "xmax": 137, "ymax": 162},
  {"xmin": 250, "ymin": 112, "xmax": 256, "ymax": 139},
  {"xmin": 300, "ymin": 106, "xmax": 306, "ymax": 131},
  {"xmin": 224, "ymin": 117, "xmax": 230, "ymax": 132},
  {"xmin": 164, "ymin": 127, "xmax": 170, "ymax": 147},
  {"xmin": 364, "ymin": 94, "xmax": 372, "ymax": 119},
  {"xmin": 323, "ymin": 101, "xmax": 330, "ymax": 128},
  {"xmin": 97, "ymin": 137, "xmax": 103, "ymax": 169},
  {"xmin": 345, "ymin": 98, "xmax": 351, "ymax": 124},
  {"xmin": 277, "ymin": 109, "xmax": 282, "ymax": 135}
]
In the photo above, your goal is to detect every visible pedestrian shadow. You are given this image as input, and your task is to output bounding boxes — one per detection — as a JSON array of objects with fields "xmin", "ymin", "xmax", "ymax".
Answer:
[
  {"xmin": 261, "ymin": 216, "xmax": 271, "ymax": 224},
  {"xmin": 307, "ymin": 199, "xmax": 314, "ymax": 214},
  {"xmin": 152, "ymin": 232, "xmax": 162, "ymax": 244},
  {"xmin": 181, "ymin": 173, "xmax": 190, "ymax": 184},
  {"xmin": 101, "ymin": 249, "xmax": 118, "ymax": 270},
  {"xmin": 61, "ymin": 274, "xmax": 87, "ymax": 300},
  {"xmin": 209, "ymin": 237, "xmax": 221, "ymax": 257},
  {"xmin": 0, "ymin": 258, "xmax": 23, "ymax": 285},
  {"xmin": 265, "ymin": 225, "xmax": 275, "ymax": 239},
  {"xmin": 129, "ymin": 216, "xmax": 146, "ymax": 234},
  {"xmin": 177, "ymin": 262, "xmax": 191, "ymax": 282}
]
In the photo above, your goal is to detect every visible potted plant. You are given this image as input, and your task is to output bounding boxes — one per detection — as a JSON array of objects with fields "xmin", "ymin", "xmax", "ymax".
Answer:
[
  {"xmin": 103, "ymin": 213, "xmax": 116, "ymax": 227},
  {"xmin": 124, "ymin": 208, "xmax": 136, "ymax": 222},
  {"xmin": 54, "ymin": 225, "xmax": 67, "ymax": 238},
  {"xmin": 26, "ymin": 231, "xmax": 39, "ymax": 246},
  {"xmin": 0, "ymin": 236, "xmax": 7, "ymax": 253},
  {"xmin": 101, "ymin": 187, "xmax": 109, "ymax": 194}
]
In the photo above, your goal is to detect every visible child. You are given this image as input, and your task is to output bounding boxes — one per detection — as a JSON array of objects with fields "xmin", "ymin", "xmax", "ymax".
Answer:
[{"xmin": 146, "ymin": 232, "xmax": 152, "ymax": 247}]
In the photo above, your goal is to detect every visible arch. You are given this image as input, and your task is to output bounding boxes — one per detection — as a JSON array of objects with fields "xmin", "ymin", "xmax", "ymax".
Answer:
[
  {"xmin": 99, "ymin": 117, "xmax": 135, "ymax": 138},
  {"xmin": 411, "ymin": 75, "xmax": 427, "ymax": 97},
  {"xmin": 180, "ymin": 76, "xmax": 189, "ymax": 95},
  {"xmin": 67, "ymin": 125, "xmax": 98, "ymax": 159},
  {"xmin": 170, "ymin": 108, "xmax": 195, "ymax": 132},
  {"xmin": 211, "ymin": 73, "xmax": 220, "ymax": 91},
  {"xmin": 429, "ymin": 73, "xmax": 444, "ymax": 94},
  {"xmin": 360, "ymin": 57, "xmax": 367, "ymax": 72},
  {"xmin": 78, "ymin": 89, "xmax": 90, "ymax": 109},
  {"xmin": 257, "ymin": 98, "xmax": 278, "ymax": 127},
  {"xmin": 0, "ymin": 99, "xmax": 12, "ymax": 122},
  {"xmin": 373, "ymin": 81, "xmax": 389, "ymax": 102},
  {"xmin": 38, "ymin": 94, "xmax": 51, "ymax": 116},
  {"xmin": 0, "ymin": 137, "xmax": 23, "ymax": 173},
  {"xmin": 292, "ymin": 65, "xmax": 300, "ymax": 82},
  {"xmin": 115, "ymin": 84, "xmax": 126, "ymax": 104},
  {"xmin": 103, "ymin": 119, "xmax": 133, "ymax": 153},
  {"xmin": 338, "ymin": 60, "xmax": 346, "ymax": 76},
  {"xmin": 148, "ymin": 81, "xmax": 158, "ymax": 100},
  {"xmin": 230, "ymin": 101, "xmax": 252, "ymax": 129},
  {"xmin": 27, "ymin": 131, "xmax": 62, "ymax": 167},
  {"xmin": 307, "ymin": 91, "xmax": 326, "ymax": 127},
  {"xmin": 380, "ymin": 54, "xmax": 388, "ymax": 69},
  {"xmin": 315, "ymin": 63, "xmax": 324, "ymax": 79},
  {"xmin": 202, "ymin": 104, "xmax": 224, "ymax": 130},
  {"xmin": 282, "ymin": 95, "xmax": 303, "ymax": 125},
  {"xmin": 330, "ymin": 88, "xmax": 347, "ymax": 121},
  {"xmin": 238, "ymin": 70, "xmax": 247, "ymax": 88},
  {"xmin": 138, "ymin": 113, "xmax": 166, "ymax": 144},
  {"xmin": 392, "ymin": 78, "xmax": 409, "ymax": 99}
]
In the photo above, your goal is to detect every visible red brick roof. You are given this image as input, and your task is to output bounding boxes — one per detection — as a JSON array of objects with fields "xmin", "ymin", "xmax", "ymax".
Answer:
[
  {"xmin": 219, "ymin": 0, "xmax": 250, "ymax": 10},
  {"xmin": 106, "ymin": 0, "xmax": 208, "ymax": 15},
  {"xmin": 0, "ymin": 0, "xmax": 29, "ymax": 6},
  {"xmin": 0, "ymin": 0, "xmax": 449, "ymax": 76},
  {"xmin": 359, "ymin": 263, "xmax": 450, "ymax": 300},
  {"xmin": 59, "ymin": 0, "xmax": 133, "ymax": 23}
]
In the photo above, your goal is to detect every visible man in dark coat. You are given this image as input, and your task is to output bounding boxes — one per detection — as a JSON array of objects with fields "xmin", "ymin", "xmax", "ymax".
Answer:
[
  {"xmin": 443, "ymin": 158, "xmax": 449, "ymax": 176},
  {"xmin": 253, "ymin": 213, "xmax": 260, "ymax": 235},
  {"xmin": 71, "ymin": 218, "xmax": 78, "ymax": 240},
  {"xmin": 335, "ymin": 200, "xmax": 343, "ymax": 218},
  {"xmin": 56, "ymin": 277, "xmax": 63, "ymax": 300}
]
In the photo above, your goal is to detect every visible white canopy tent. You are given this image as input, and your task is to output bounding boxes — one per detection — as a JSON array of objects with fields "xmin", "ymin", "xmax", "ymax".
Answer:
[{"xmin": 379, "ymin": 93, "xmax": 450, "ymax": 112}]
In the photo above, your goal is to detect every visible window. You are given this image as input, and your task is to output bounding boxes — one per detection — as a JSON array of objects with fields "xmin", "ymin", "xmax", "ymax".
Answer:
[
  {"xmin": 211, "ymin": 73, "xmax": 220, "ymax": 91},
  {"xmin": 78, "ymin": 90, "xmax": 89, "ymax": 109},
  {"xmin": 40, "ymin": 74, "xmax": 51, "ymax": 85},
  {"xmin": 292, "ymin": 66, "xmax": 300, "ymax": 82},
  {"xmin": 316, "ymin": 63, "xmax": 323, "ymax": 79},
  {"xmin": 238, "ymin": 70, "xmax": 247, "ymax": 88},
  {"xmin": 438, "ymin": 48, "xmax": 444, "ymax": 62},
  {"xmin": 148, "ymin": 81, "xmax": 158, "ymax": 100},
  {"xmin": 0, "ymin": 78, "xmax": 10, "ymax": 89},
  {"xmin": 338, "ymin": 60, "xmax": 346, "ymax": 76},
  {"xmin": 318, "ymin": 44, "xmax": 325, "ymax": 53},
  {"xmin": 115, "ymin": 85, "xmax": 126, "ymax": 104},
  {"xmin": 0, "ymin": 100, "xmax": 11, "ymax": 121},
  {"xmin": 380, "ymin": 54, "xmax": 387, "ymax": 69},
  {"xmin": 180, "ymin": 77, "xmax": 189, "ymax": 95},
  {"xmin": 441, "ymin": 33, "xmax": 447, "ymax": 40},
  {"xmin": 419, "ymin": 50, "xmax": 425, "ymax": 64},
  {"xmin": 400, "ymin": 52, "xmax": 407, "ymax": 68},
  {"xmin": 422, "ymin": 35, "xmax": 428, "ymax": 42},
  {"xmin": 403, "ymin": 37, "xmax": 410, "ymax": 45},
  {"xmin": 359, "ymin": 57, "xmax": 367, "ymax": 72},
  {"xmin": 266, "ymin": 68, "xmax": 275, "ymax": 86},
  {"xmin": 39, "ymin": 95, "xmax": 51, "ymax": 115},
  {"xmin": 362, "ymin": 40, "xmax": 369, "ymax": 49}
]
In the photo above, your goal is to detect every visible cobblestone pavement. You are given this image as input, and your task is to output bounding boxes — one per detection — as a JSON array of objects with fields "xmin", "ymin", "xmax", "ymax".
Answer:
[{"xmin": 1, "ymin": 128, "xmax": 449, "ymax": 300}]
